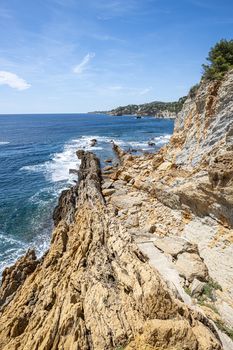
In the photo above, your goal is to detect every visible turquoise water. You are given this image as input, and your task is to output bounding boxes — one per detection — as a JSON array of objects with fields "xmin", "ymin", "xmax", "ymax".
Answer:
[{"xmin": 0, "ymin": 113, "xmax": 174, "ymax": 273}]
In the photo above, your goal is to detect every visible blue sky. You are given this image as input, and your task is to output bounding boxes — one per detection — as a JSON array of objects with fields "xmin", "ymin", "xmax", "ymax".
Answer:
[{"xmin": 0, "ymin": 0, "xmax": 232, "ymax": 113}]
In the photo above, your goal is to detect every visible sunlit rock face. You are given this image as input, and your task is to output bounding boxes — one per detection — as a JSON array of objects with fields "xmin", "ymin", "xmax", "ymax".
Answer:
[
  {"xmin": 1, "ymin": 71, "xmax": 233, "ymax": 349},
  {"xmin": 170, "ymin": 70, "xmax": 233, "ymax": 168}
]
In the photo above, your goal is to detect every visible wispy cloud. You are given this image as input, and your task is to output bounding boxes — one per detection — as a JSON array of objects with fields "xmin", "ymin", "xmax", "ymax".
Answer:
[
  {"xmin": 96, "ymin": 85, "xmax": 152, "ymax": 97},
  {"xmin": 0, "ymin": 71, "xmax": 31, "ymax": 90},
  {"xmin": 139, "ymin": 88, "xmax": 151, "ymax": 95},
  {"xmin": 73, "ymin": 53, "xmax": 95, "ymax": 74},
  {"xmin": 95, "ymin": 0, "xmax": 140, "ymax": 20}
]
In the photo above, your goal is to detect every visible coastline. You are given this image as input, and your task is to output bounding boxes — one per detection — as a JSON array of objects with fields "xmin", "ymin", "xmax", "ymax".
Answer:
[{"xmin": 0, "ymin": 71, "xmax": 233, "ymax": 349}]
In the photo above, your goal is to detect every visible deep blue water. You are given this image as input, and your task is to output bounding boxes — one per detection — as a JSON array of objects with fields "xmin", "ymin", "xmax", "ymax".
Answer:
[{"xmin": 0, "ymin": 113, "xmax": 174, "ymax": 273}]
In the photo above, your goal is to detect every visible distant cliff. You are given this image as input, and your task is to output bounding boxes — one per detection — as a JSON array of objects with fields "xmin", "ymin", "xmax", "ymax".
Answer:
[{"xmin": 93, "ymin": 96, "xmax": 187, "ymax": 118}]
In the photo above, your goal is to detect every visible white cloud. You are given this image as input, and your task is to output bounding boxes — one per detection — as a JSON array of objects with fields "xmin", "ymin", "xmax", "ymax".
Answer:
[
  {"xmin": 0, "ymin": 71, "xmax": 31, "ymax": 90},
  {"xmin": 139, "ymin": 88, "xmax": 151, "ymax": 95},
  {"xmin": 73, "ymin": 53, "xmax": 95, "ymax": 74}
]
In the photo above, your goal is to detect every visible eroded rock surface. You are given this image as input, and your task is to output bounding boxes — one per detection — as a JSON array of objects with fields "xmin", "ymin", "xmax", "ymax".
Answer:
[
  {"xmin": 0, "ymin": 151, "xmax": 223, "ymax": 350},
  {"xmin": 1, "ymin": 71, "xmax": 233, "ymax": 349}
]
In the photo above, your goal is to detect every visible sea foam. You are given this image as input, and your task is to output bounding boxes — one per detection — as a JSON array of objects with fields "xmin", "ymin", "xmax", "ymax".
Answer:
[{"xmin": 20, "ymin": 134, "xmax": 172, "ymax": 183}]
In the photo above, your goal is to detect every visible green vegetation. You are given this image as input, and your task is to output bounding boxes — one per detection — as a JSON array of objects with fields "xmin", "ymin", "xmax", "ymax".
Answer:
[
  {"xmin": 197, "ymin": 278, "xmax": 222, "ymax": 303},
  {"xmin": 107, "ymin": 96, "xmax": 187, "ymax": 117},
  {"xmin": 215, "ymin": 320, "xmax": 233, "ymax": 341},
  {"xmin": 198, "ymin": 301, "xmax": 219, "ymax": 315},
  {"xmin": 202, "ymin": 39, "xmax": 233, "ymax": 80},
  {"xmin": 184, "ymin": 286, "xmax": 192, "ymax": 296},
  {"xmin": 189, "ymin": 83, "xmax": 200, "ymax": 98}
]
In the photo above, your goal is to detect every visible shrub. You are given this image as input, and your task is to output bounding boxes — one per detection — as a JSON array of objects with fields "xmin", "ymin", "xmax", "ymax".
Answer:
[
  {"xmin": 202, "ymin": 39, "xmax": 233, "ymax": 80},
  {"xmin": 215, "ymin": 320, "xmax": 233, "ymax": 341},
  {"xmin": 189, "ymin": 83, "xmax": 200, "ymax": 98}
]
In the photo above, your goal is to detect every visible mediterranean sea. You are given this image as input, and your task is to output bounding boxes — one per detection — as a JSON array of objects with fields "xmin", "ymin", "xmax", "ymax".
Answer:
[{"xmin": 0, "ymin": 113, "xmax": 174, "ymax": 274}]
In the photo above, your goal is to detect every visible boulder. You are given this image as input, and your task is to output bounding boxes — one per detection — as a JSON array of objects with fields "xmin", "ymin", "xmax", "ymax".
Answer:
[{"xmin": 175, "ymin": 252, "xmax": 209, "ymax": 282}]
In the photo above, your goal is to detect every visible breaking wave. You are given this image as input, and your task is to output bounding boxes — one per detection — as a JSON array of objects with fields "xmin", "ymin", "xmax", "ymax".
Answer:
[{"xmin": 20, "ymin": 134, "xmax": 172, "ymax": 183}]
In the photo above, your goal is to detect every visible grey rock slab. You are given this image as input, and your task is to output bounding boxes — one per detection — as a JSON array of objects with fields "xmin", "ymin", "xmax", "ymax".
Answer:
[
  {"xmin": 138, "ymin": 242, "xmax": 192, "ymax": 305},
  {"xmin": 153, "ymin": 236, "xmax": 198, "ymax": 257}
]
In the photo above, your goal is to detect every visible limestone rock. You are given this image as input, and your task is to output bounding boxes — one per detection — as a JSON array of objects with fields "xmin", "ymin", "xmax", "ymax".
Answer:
[
  {"xmin": 111, "ymin": 194, "xmax": 144, "ymax": 209},
  {"xmin": 102, "ymin": 179, "xmax": 114, "ymax": 189},
  {"xmin": 102, "ymin": 188, "xmax": 116, "ymax": 196},
  {"xmin": 125, "ymin": 319, "xmax": 221, "ymax": 350},
  {"xmin": 175, "ymin": 252, "xmax": 209, "ymax": 282},
  {"xmin": 0, "ymin": 249, "xmax": 38, "ymax": 310},
  {"xmin": 190, "ymin": 278, "xmax": 205, "ymax": 297},
  {"xmin": 0, "ymin": 152, "xmax": 222, "ymax": 350},
  {"xmin": 153, "ymin": 236, "xmax": 198, "ymax": 257}
]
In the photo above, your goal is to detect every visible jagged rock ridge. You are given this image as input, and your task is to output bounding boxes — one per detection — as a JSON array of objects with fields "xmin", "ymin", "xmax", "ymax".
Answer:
[{"xmin": 0, "ymin": 152, "xmax": 222, "ymax": 349}]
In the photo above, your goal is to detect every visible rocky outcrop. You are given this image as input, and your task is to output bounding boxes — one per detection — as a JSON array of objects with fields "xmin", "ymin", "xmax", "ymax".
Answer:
[
  {"xmin": 1, "ymin": 71, "xmax": 233, "ymax": 349},
  {"xmin": 169, "ymin": 71, "xmax": 233, "ymax": 167},
  {"xmin": 0, "ymin": 249, "xmax": 38, "ymax": 311},
  {"xmin": 101, "ymin": 70, "xmax": 233, "ymax": 346},
  {"xmin": 0, "ymin": 151, "xmax": 223, "ymax": 349}
]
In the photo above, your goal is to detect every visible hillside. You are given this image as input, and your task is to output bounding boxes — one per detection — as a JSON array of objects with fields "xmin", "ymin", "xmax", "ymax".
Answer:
[{"xmin": 94, "ymin": 96, "xmax": 187, "ymax": 118}]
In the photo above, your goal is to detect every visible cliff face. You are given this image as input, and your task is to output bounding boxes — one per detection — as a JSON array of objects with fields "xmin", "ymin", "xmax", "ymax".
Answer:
[
  {"xmin": 170, "ymin": 71, "xmax": 233, "ymax": 167},
  {"xmin": 0, "ymin": 73, "xmax": 233, "ymax": 349}
]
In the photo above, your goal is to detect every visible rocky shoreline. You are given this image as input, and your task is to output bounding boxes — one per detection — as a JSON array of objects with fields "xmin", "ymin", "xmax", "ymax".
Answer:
[{"xmin": 0, "ymin": 71, "xmax": 233, "ymax": 349}]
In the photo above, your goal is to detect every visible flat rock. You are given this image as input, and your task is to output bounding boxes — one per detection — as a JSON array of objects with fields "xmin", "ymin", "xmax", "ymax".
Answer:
[
  {"xmin": 102, "ymin": 180, "xmax": 114, "ymax": 189},
  {"xmin": 153, "ymin": 236, "xmax": 198, "ymax": 257},
  {"xmin": 111, "ymin": 194, "xmax": 143, "ymax": 209},
  {"xmin": 102, "ymin": 188, "xmax": 116, "ymax": 196}
]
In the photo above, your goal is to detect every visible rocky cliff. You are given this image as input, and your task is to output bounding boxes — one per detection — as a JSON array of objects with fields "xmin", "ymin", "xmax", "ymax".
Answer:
[{"xmin": 0, "ymin": 72, "xmax": 233, "ymax": 349}]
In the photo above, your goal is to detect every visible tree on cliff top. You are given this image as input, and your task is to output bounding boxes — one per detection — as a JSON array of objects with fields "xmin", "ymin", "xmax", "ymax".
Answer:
[{"xmin": 202, "ymin": 39, "xmax": 233, "ymax": 80}]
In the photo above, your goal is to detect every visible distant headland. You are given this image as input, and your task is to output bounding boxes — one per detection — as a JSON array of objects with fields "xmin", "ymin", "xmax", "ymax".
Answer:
[{"xmin": 90, "ymin": 96, "xmax": 187, "ymax": 118}]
